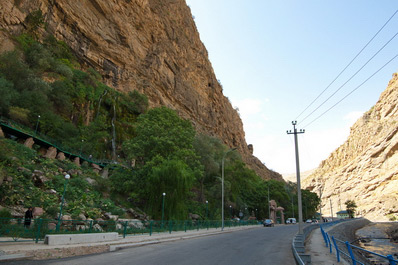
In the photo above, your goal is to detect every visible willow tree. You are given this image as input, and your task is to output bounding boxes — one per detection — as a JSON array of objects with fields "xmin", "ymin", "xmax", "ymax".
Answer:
[{"xmin": 123, "ymin": 106, "xmax": 203, "ymax": 219}]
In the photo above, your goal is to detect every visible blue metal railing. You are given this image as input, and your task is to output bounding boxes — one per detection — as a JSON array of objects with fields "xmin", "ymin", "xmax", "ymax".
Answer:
[{"xmin": 320, "ymin": 225, "xmax": 398, "ymax": 265}]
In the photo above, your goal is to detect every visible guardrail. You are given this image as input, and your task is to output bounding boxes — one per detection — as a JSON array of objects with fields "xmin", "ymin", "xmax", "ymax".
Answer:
[
  {"xmin": 320, "ymin": 225, "xmax": 398, "ymax": 265},
  {"xmin": 0, "ymin": 217, "xmax": 260, "ymax": 243},
  {"xmin": 292, "ymin": 219, "xmax": 350, "ymax": 265}
]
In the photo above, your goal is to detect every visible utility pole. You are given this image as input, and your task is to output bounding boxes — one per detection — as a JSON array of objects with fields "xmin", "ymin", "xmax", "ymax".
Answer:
[
  {"xmin": 268, "ymin": 183, "xmax": 271, "ymax": 219},
  {"xmin": 287, "ymin": 121, "xmax": 305, "ymax": 235},
  {"xmin": 319, "ymin": 187, "xmax": 323, "ymax": 222}
]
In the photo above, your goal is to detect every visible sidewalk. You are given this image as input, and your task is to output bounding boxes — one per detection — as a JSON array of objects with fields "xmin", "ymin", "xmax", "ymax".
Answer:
[
  {"xmin": 306, "ymin": 223, "xmax": 350, "ymax": 265},
  {"xmin": 0, "ymin": 225, "xmax": 258, "ymax": 261}
]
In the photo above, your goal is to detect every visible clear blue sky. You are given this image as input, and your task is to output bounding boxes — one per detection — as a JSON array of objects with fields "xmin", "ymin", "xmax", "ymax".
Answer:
[{"xmin": 185, "ymin": 0, "xmax": 398, "ymax": 174}]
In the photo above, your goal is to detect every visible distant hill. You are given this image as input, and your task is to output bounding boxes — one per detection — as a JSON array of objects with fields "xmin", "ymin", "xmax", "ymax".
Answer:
[{"xmin": 282, "ymin": 169, "xmax": 315, "ymax": 183}]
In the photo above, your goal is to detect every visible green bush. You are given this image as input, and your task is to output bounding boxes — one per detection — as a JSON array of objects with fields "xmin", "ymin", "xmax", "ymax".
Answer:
[{"xmin": 0, "ymin": 208, "xmax": 12, "ymax": 218}]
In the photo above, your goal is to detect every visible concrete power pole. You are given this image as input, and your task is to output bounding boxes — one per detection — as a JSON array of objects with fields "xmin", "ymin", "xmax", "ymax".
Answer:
[{"xmin": 287, "ymin": 121, "xmax": 305, "ymax": 235}]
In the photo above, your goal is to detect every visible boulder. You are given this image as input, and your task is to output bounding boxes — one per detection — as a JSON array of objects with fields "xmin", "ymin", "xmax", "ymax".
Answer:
[
  {"xmin": 78, "ymin": 213, "xmax": 87, "ymax": 221},
  {"xmin": 61, "ymin": 214, "xmax": 72, "ymax": 223},
  {"xmin": 86, "ymin": 177, "xmax": 96, "ymax": 184},
  {"xmin": 93, "ymin": 223, "xmax": 103, "ymax": 232},
  {"xmin": 47, "ymin": 222, "xmax": 57, "ymax": 230},
  {"xmin": 91, "ymin": 163, "xmax": 101, "ymax": 173},
  {"xmin": 17, "ymin": 167, "xmax": 31, "ymax": 174},
  {"xmin": 23, "ymin": 137, "xmax": 35, "ymax": 148},
  {"xmin": 73, "ymin": 157, "xmax": 80, "ymax": 166},
  {"xmin": 56, "ymin": 152, "xmax": 66, "ymax": 161},
  {"xmin": 44, "ymin": 147, "xmax": 57, "ymax": 159},
  {"xmin": 33, "ymin": 207, "xmax": 44, "ymax": 217},
  {"xmin": 189, "ymin": 213, "xmax": 201, "ymax": 220}
]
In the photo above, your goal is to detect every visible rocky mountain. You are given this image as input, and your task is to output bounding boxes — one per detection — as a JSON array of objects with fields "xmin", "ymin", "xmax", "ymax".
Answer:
[
  {"xmin": 0, "ymin": 0, "xmax": 282, "ymax": 181},
  {"xmin": 303, "ymin": 73, "xmax": 398, "ymax": 221}
]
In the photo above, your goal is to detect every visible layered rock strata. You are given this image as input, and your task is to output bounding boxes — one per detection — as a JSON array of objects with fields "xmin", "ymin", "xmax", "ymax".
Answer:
[{"xmin": 303, "ymin": 73, "xmax": 398, "ymax": 221}]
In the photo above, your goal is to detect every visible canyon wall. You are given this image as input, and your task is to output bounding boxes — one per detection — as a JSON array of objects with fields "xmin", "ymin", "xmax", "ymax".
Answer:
[
  {"xmin": 303, "ymin": 73, "xmax": 398, "ymax": 221},
  {"xmin": 0, "ymin": 0, "xmax": 282, "ymax": 180}
]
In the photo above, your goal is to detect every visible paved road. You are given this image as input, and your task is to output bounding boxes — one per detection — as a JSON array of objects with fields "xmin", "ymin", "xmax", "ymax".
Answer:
[{"xmin": 9, "ymin": 225, "xmax": 298, "ymax": 265}]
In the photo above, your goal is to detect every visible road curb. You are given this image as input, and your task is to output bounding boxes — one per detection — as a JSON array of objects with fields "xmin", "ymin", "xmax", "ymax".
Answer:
[
  {"xmin": 0, "ymin": 253, "xmax": 31, "ymax": 262},
  {"xmin": 109, "ymin": 229, "xmax": 236, "ymax": 251}
]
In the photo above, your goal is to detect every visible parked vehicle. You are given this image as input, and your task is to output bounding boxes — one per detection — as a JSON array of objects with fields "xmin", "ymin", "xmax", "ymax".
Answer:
[
  {"xmin": 263, "ymin": 219, "xmax": 274, "ymax": 227},
  {"xmin": 306, "ymin": 219, "xmax": 312, "ymax": 223},
  {"xmin": 286, "ymin": 218, "xmax": 297, "ymax": 224}
]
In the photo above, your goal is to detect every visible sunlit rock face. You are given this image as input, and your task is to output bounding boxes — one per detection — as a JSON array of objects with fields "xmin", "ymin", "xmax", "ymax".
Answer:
[
  {"xmin": 0, "ymin": 0, "xmax": 282, "ymax": 181},
  {"xmin": 303, "ymin": 73, "xmax": 398, "ymax": 221}
]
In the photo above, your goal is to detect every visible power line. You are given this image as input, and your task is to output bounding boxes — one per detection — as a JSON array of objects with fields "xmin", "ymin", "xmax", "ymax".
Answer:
[
  {"xmin": 303, "ymin": 52, "xmax": 398, "ymax": 128},
  {"xmin": 296, "ymin": 9, "xmax": 398, "ymax": 121},
  {"xmin": 300, "ymin": 30, "xmax": 398, "ymax": 124}
]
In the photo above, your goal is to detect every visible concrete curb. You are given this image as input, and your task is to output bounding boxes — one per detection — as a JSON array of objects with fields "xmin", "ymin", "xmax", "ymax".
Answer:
[
  {"xmin": 0, "ymin": 253, "xmax": 31, "ymax": 262},
  {"xmin": 0, "ymin": 226, "xmax": 258, "ymax": 261},
  {"xmin": 109, "ymin": 230, "xmax": 228, "ymax": 251}
]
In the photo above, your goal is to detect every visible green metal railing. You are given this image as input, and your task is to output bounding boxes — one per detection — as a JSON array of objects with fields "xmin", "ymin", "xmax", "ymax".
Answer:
[
  {"xmin": 0, "ymin": 218, "xmax": 260, "ymax": 243},
  {"xmin": 0, "ymin": 116, "xmax": 128, "ymax": 168}
]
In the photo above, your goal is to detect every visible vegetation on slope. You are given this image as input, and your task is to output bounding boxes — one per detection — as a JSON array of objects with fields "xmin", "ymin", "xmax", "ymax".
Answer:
[{"xmin": 0, "ymin": 10, "xmax": 320, "ymax": 222}]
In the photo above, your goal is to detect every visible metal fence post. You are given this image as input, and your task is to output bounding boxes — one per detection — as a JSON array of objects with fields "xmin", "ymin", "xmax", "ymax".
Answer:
[
  {"xmin": 35, "ymin": 219, "xmax": 43, "ymax": 243},
  {"xmin": 320, "ymin": 227, "xmax": 328, "ymax": 247},
  {"xmin": 149, "ymin": 221, "xmax": 153, "ymax": 236},
  {"xmin": 332, "ymin": 236, "xmax": 340, "ymax": 262},
  {"xmin": 387, "ymin": 254, "xmax": 396, "ymax": 265},
  {"xmin": 345, "ymin": 241, "xmax": 356, "ymax": 265},
  {"xmin": 89, "ymin": 220, "xmax": 93, "ymax": 233},
  {"xmin": 327, "ymin": 233, "xmax": 332, "ymax": 253},
  {"xmin": 123, "ymin": 221, "xmax": 128, "ymax": 238}
]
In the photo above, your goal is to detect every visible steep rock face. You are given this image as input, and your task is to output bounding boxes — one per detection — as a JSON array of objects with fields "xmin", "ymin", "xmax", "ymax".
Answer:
[
  {"xmin": 0, "ymin": 0, "xmax": 282, "ymax": 181},
  {"xmin": 303, "ymin": 73, "xmax": 398, "ymax": 221}
]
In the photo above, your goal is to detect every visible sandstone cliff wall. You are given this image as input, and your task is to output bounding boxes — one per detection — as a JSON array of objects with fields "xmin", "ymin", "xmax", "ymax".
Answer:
[
  {"xmin": 303, "ymin": 73, "xmax": 398, "ymax": 221},
  {"xmin": 0, "ymin": 0, "xmax": 282, "ymax": 180}
]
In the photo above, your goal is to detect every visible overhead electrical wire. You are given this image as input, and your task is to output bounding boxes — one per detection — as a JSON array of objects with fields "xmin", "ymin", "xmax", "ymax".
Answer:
[
  {"xmin": 300, "ymin": 30, "xmax": 398, "ymax": 124},
  {"xmin": 303, "ymin": 52, "xmax": 398, "ymax": 128},
  {"xmin": 295, "ymin": 9, "xmax": 398, "ymax": 122}
]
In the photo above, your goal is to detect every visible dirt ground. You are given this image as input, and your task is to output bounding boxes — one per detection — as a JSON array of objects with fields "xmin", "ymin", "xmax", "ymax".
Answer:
[{"xmin": 8, "ymin": 245, "xmax": 110, "ymax": 260}]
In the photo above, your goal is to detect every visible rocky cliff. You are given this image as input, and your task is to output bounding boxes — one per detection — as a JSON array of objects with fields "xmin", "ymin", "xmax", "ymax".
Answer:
[
  {"xmin": 0, "ymin": 0, "xmax": 282, "ymax": 181},
  {"xmin": 303, "ymin": 73, "xmax": 398, "ymax": 221}
]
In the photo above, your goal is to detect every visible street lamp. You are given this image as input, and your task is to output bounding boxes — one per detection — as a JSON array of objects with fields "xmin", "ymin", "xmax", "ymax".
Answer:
[
  {"xmin": 34, "ymin": 115, "xmax": 40, "ymax": 136},
  {"xmin": 80, "ymin": 139, "xmax": 84, "ymax": 156},
  {"xmin": 161, "ymin": 192, "xmax": 166, "ymax": 228},
  {"xmin": 56, "ymin": 174, "xmax": 70, "ymax": 231},
  {"xmin": 206, "ymin": 200, "xmax": 209, "ymax": 220},
  {"xmin": 229, "ymin": 205, "xmax": 232, "ymax": 219},
  {"xmin": 222, "ymin": 147, "xmax": 236, "ymax": 231}
]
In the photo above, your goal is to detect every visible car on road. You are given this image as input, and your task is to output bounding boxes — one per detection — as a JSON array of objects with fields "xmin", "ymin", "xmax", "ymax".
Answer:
[
  {"xmin": 306, "ymin": 219, "xmax": 312, "ymax": 223},
  {"xmin": 263, "ymin": 219, "xmax": 274, "ymax": 227},
  {"xmin": 286, "ymin": 218, "xmax": 297, "ymax": 224}
]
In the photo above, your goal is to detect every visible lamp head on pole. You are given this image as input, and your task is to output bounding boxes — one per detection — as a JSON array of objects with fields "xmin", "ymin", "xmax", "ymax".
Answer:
[
  {"xmin": 65, "ymin": 174, "xmax": 70, "ymax": 179},
  {"xmin": 206, "ymin": 200, "xmax": 208, "ymax": 204},
  {"xmin": 162, "ymin": 192, "xmax": 166, "ymax": 196}
]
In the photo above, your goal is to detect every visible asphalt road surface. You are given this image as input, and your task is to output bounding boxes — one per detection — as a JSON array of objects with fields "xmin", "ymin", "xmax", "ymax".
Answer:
[{"xmin": 11, "ymin": 225, "xmax": 299, "ymax": 265}]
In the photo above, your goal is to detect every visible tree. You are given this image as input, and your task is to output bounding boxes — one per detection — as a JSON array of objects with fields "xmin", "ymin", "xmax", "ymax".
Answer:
[
  {"xmin": 345, "ymin": 200, "xmax": 357, "ymax": 218},
  {"xmin": 123, "ymin": 107, "xmax": 198, "ymax": 165}
]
